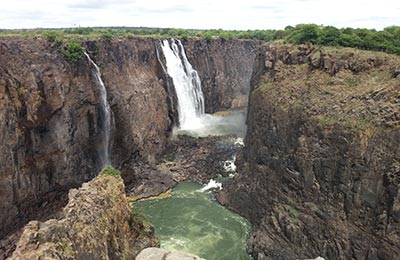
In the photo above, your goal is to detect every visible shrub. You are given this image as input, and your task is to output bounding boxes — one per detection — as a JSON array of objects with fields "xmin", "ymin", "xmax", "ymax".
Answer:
[
  {"xmin": 62, "ymin": 40, "xmax": 83, "ymax": 64},
  {"xmin": 101, "ymin": 32, "xmax": 113, "ymax": 41},
  {"xmin": 100, "ymin": 166, "xmax": 121, "ymax": 177},
  {"xmin": 44, "ymin": 31, "xmax": 61, "ymax": 42}
]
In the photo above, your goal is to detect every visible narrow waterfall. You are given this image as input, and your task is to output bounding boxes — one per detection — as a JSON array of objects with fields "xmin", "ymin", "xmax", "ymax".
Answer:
[
  {"xmin": 160, "ymin": 39, "xmax": 205, "ymax": 129},
  {"xmin": 84, "ymin": 52, "xmax": 111, "ymax": 168}
]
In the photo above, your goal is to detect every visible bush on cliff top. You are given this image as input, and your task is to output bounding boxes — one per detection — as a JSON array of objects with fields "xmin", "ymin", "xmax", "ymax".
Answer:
[{"xmin": 62, "ymin": 40, "xmax": 84, "ymax": 64}]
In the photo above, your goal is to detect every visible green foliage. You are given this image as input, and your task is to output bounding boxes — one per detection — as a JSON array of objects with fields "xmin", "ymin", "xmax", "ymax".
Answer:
[
  {"xmin": 285, "ymin": 24, "xmax": 400, "ymax": 55},
  {"xmin": 287, "ymin": 24, "xmax": 321, "ymax": 44},
  {"xmin": 100, "ymin": 166, "xmax": 121, "ymax": 177},
  {"xmin": 1, "ymin": 25, "xmax": 400, "ymax": 55},
  {"xmin": 43, "ymin": 30, "xmax": 62, "ymax": 42},
  {"xmin": 62, "ymin": 40, "xmax": 84, "ymax": 64},
  {"xmin": 101, "ymin": 32, "xmax": 113, "ymax": 41},
  {"xmin": 320, "ymin": 26, "xmax": 340, "ymax": 46}
]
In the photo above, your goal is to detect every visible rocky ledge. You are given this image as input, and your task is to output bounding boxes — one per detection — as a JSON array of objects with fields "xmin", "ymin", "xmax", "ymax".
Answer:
[
  {"xmin": 8, "ymin": 170, "xmax": 157, "ymax": 260},
  {"xmin": 219, "ymin": 44, "xmax": 400, "ymax": 259},
  {"xmin": 125, "ymin": 134, "xmax": 243, "ymax": 200}
]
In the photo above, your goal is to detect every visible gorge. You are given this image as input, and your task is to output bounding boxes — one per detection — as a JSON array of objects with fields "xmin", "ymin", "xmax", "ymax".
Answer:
[{"xmin": 0, "ymin": 35, "xmax": 399, "ymax": 260}]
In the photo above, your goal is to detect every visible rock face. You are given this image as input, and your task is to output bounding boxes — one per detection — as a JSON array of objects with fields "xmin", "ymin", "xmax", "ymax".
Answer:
[
  {"xmin": 136, "ymin": 247, "xmax": 206, "ymax": 260},
  {"xmin": 0, "ymin": 38, "xmax": 105, "ymax": 237},
  {"xmin": 8, "ymin": 173, "xmax": 157, "ymax": 260},
  {"xmin": 183, "ymin": 38, "xmax": 260, "ymax": 113},
  {"xmin": 85, "ymin": 38, "xmax": 171, "ymax": 166},
  {"xmin": 219, "ymin": 44, "xmax": 400, "ymax": 259},
  {"xmin": 0, "ymin": 37, "xmax": 171, "ymax": 238}
]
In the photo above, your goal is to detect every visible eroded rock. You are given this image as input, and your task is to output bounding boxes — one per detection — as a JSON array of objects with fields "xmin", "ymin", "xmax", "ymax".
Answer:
[{"xmin": 8, "ymin": 174, "xmax": 157, "ymax": 260}]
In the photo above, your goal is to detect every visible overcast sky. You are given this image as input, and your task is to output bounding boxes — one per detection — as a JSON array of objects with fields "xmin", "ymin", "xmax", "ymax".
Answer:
[{"xmin": 2, "ymin": 0, "xmax": 400, "ymax": 30}]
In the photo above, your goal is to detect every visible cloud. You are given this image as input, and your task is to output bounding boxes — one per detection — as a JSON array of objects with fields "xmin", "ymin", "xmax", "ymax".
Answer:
[
  {"xmin": 135, "ymin": 6, "xmax": 193, "ymax": 14},
  {"xmin": 1, "ymin": 0, "xmax": 399, "ymax": 30},
  {"xmin": 67, "ymin": 0, "xmax": 134, "ymax": 9}
]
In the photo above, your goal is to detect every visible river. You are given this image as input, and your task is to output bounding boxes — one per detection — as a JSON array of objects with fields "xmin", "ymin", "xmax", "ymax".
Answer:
[{"xmin": 136, "ymin": 182, "xmax": 251, "ymax": 260}]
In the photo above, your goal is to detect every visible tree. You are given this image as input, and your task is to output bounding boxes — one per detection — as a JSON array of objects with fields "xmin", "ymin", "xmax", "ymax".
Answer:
[
  {"xmin": 287, "ymin": 24, "xmax": 321, "ymax": 44},
  {"xmin": 320, "ymin": 26, "xmax": 340, "ymax": 45}
]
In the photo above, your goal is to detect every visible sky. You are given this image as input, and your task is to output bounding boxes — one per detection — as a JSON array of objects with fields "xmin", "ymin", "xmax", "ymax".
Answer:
[{"xmin": 1, "ymin": 0, "xmax": 400, "ymax": 30}]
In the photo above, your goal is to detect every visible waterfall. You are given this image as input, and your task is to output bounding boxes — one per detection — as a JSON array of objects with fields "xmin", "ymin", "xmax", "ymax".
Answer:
[
  {"xmin": 84, "ymin": 52, "xmax": 111, "ymax": 168},
  {"xmin": 160, "ymin": 39, "xmax": 205, "ymax": 129}
]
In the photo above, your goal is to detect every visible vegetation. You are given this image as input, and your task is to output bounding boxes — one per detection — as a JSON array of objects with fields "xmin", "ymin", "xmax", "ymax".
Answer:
[
  {"xmin": 1, "ymin": 24, "xmax": 399, "ymax": 55},
  {"xmin": 61, "ymin": 40, "xmax": 84, "ymax": 64},
  {"xmin": 100, "ymin": 166, "xmax": 121, "ymax": 177},
  {"xmin": 284, "ymin": 24, "xmax": 400, "ymax": 55}
]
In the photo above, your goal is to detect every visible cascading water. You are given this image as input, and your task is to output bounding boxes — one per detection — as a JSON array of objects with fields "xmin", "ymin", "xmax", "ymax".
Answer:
[
  {"xmin": 160, "ymin": 39, "xmax": 205, "ymax": 129},
  {"xmin": 159, "ymin": 39, "xmax": 246, "ymax": 137},
  {"xmin": 84, "ymin": 52, "xmax": 112, "ymax": 168}
]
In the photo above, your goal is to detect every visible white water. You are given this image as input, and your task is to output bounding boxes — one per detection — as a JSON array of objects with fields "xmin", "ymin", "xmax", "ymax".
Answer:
[
  {"xmin": 234, "ymin": 137, "xmax": 245, "ymax": 146},
  {"xmin": 84, "ymin": 52, "xmax": 112, "ymax": 168},
  {"xmin": 223, "ymin": 156, "xmax": 237, "ymax": 173},
  {"xmin": 160, "ymin": 39, "xmax": 205, "ymax": 129},
  {"xmin": 200, "ymin": 179, "xmax": 223, "ymax": 192}
]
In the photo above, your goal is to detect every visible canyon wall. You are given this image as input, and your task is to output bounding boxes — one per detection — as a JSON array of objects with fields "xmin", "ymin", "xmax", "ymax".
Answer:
[
  {"xmin": 0, "ymin": 38, "xmax": 105, "ymax": 237},
  {"xmin": 219, "ymin": 44, "xmax": 400, "ymax": 259}
]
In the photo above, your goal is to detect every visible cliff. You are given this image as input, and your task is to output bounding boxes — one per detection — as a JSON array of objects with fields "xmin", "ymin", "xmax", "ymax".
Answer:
[
  {"xmin": 8, "ymin": 171, "xmax": 157, "ymax": 259},
  {"xmin": 219, "ymin": 44, "xmax": 400, "ymax": 259},
  {"xmin": 0, "ymin": 37, "xmax": 171, "ymax": 238}
]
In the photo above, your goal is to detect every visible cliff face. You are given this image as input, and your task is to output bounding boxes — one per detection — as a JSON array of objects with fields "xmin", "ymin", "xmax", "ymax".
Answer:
[
  {"xmin": 183, "ymin": 38, "xmax": 260, "ymax": 113},
  {"xmin": 8, "ymin": 173, "xmax": 157, "ymax": 260},
  {"xmin": 219, "ymin": 45, "xmax": 400, "ymax": 259},
  {"xmin": 85, "ymin": 38, "xmax": 170, "ymax": 166},
  {"xmin": 0, "ymin": 38, "xmax": 104, "ymax": 237},
  {"xmin": 0, "ymin": 37, "xmax": 171, "ymax": 238}
]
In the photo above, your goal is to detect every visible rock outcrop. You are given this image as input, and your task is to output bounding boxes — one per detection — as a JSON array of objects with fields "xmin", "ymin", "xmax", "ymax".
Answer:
[
  {"xmin": 136, "ymin": 247, "xmax": 206, "ymax": 260},
  {"xmin": 219, "ymin": 44, "xmax": 400, "ymax": 259},
  {"xmin": 8, "ymin": 172, "xmax": 157, "ymax": 260}
]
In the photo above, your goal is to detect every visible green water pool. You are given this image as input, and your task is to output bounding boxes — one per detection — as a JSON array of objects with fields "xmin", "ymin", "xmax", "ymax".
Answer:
[{"xmin": 135, "ymin": 182, "xmax": 251, "ymax": 260}]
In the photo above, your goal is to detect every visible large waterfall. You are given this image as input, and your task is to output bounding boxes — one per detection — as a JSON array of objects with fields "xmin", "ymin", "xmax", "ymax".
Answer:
[
  {"xmin": 84, "ymin": 52, "xmax": 112, "ymax": 168},
  {"xmin": 160, "ymin": 39, "xmax": 205, "ymax": 129}
]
